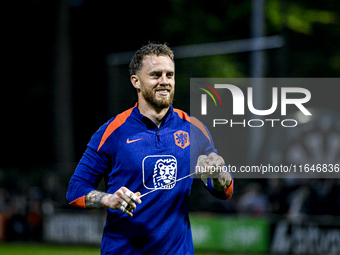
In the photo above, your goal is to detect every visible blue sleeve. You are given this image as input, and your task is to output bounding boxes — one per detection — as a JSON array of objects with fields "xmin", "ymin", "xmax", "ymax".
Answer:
[
  {"xmin": 190, "ymin": 117, "xmax": 217, "ymax": 156},
  {"xmin": 191, "ymin": 117, "xmax": 234, "ymax": 200},
  {"xmin": 66, "ymin": 122, "xmax": 112, "ymax": 209}
]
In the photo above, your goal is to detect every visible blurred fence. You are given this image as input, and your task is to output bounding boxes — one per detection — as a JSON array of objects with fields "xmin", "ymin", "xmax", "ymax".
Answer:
[
  {"xmin": 40, "ymin": 211, "xmax": 340, "ymax": 255},
  {"xmin": 43, "ymin": 212, "xmax": 105, "ymax": 244}
]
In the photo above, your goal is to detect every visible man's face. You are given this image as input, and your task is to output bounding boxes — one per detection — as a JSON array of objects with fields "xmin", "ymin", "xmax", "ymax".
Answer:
[{"xmin": 136, "ymin": 55, "xmax": 175, "ymax": 109}]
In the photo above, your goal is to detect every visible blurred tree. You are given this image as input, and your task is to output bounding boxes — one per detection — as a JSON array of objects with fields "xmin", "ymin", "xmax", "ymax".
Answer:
[
  {"xmin": 266, "ymin": 0, "xmax": 339, "ymax": 77},
  {"xmin": 3, "ymin": 0, "xmax": 340, "ymax": 170},
  {"xmin": 160, "ymin": 0, "xmax": 340, "ymax": 79}
]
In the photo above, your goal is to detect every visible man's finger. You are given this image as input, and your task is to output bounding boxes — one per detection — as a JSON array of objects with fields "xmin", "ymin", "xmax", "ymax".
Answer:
[
  {"xmin": 119, "ymin": 205, "xmax": 133, "ymax": 217},
  {"xmin": 115, "ymin": 188, "xmax": 137, "ymax": 211},
  {"xmin": 122, "ymin": 195, "xmax": 137, "ymax": 210},
  {"xmin": 121, "ymin": 200, "xmax": 128, "ymax": 208},
  {"xmin": 125, "ymin": 190, "xmax": 142, "ymax": 204}
]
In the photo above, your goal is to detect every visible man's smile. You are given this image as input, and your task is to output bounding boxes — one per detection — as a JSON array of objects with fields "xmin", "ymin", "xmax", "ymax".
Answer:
[{"xmin": 155, "ymin": 87, "xmax": 171, "ymax": 96}]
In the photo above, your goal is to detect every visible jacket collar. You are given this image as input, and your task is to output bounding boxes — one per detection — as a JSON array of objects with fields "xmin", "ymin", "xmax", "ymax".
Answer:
[{"xmin": 132, "ymin": 103, "xmax": 174, "ymax": 128}]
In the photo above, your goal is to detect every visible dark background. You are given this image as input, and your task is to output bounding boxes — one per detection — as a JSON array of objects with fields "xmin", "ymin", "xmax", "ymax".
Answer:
[
  {"xmin": 3, "ymin": 0, "xmax": 340, "ymax": 170},
  {"xmin": 2, "ymin": 0, "xmax": 340, "ymax": 244}
]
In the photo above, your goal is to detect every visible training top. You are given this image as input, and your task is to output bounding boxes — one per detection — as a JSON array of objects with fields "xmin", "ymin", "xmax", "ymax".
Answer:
[{"xmin": 66, "ymin": 103, "xmax": 234, "ymax": 255}]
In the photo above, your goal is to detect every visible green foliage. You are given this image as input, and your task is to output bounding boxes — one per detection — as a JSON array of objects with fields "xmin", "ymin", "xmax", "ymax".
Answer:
[
  {"xmin": 267, "ymin": 0, "xmax": 337, "ymax": 34},
  {"xmin": 330, "ymin": 51, "xmax": 340, "ymax": 71},
  {"xmin": 172, "ymin": 55, "xmax": 245, "ymax": 111},
  {"xmin": 163, "ymin": 0, "xmax": 248, "ymax": 80},
  {"xmin": 0, "ymin": 244, "xmax": 100, "ymax": 255},
  {"xmin": 0, "ymin": 243, "xmax": 265, "ymax": 255},
  {"xmin": 161, "ymin": 0, "xmax": 340, "ymax": 78}
]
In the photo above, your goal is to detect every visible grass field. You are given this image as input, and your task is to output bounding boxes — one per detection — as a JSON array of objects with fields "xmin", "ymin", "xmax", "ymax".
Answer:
[
  {"xmin": 0, "ymin": 243, "xmax": 262, "ymax": 255},
  {"xmin": 0, "ymin": 243, "xmax": 100, "ymax": 255}
]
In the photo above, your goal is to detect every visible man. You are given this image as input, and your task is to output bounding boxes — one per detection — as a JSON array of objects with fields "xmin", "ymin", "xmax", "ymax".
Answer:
[{"xmin": 67, "ymin": 43, "xmax": 233, "ymax": 254}]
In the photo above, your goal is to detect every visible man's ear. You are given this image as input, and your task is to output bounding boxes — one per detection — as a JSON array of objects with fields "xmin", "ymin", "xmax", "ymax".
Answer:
[{"xmin": 131, "ymin": 75, "xmax": 140, "ymax": 90}]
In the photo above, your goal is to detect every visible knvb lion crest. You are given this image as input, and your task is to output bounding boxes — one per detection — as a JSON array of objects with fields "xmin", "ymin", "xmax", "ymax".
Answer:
[
  {"xmin": 174, "ymin": 130, "xmax": 190, "ymax": 149},
  {"xmin": 142, "ymin": 155, "xmax": 177, "ymax": 190},
  {"xmin": 153, "ymin": 158, "xmax": 177, "ymax": 189}
]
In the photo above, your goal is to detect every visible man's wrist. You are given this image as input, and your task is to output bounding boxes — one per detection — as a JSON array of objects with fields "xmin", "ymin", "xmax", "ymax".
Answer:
[{"xmin": 85, "ymin": 190, "xmax": 109, "ymax": 209}]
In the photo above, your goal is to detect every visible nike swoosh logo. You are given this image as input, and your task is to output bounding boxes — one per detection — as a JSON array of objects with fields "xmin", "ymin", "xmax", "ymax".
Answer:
[{"xmin": 126, "ymin": 138, "xmax": 143, "ymax": 144}]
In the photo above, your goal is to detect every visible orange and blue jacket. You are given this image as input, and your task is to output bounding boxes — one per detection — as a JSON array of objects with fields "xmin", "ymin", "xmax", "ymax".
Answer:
[{"xmin": 66, "ymin": 103, "xmax": 233, "ymax": 255}]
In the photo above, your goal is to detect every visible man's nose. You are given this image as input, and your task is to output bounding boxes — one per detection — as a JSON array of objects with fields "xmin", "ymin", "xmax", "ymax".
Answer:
[{"xmin": 159, "ymin": 74, "xmax": 170, "ymax": 85}]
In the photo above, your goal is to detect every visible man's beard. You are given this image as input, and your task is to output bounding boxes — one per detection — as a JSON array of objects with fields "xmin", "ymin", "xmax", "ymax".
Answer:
[{"xmin": 141, "ymin": 86, "xmax": 174, "ymax": 109}]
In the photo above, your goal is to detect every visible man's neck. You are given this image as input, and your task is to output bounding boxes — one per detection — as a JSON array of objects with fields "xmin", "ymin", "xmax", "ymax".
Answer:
[{"xmin": 138, "ymin": 101, "xmax": 170, "ymax": 128}]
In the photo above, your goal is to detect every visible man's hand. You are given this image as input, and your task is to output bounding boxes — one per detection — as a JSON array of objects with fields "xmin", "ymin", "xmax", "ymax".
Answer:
[
  {"xmin": 86, "ymin": 187, "xmax": 142, "ymax": 217},
  {"xmin": 196, "ymin": 152, "xmax": 232, "ymax": 191}
]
